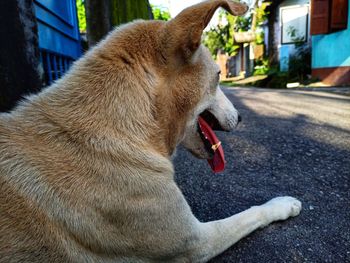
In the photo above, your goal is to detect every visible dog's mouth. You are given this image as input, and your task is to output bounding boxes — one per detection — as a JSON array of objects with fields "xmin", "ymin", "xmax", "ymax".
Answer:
[{"xmin": 197, "ymin": 110, "xmax": 226, "ymax": 173}]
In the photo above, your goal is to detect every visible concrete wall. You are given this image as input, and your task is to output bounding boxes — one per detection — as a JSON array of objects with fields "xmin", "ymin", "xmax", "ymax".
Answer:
[{"xmin": 312, "ymin": 4, "xmax": 350, "ymax": 69}]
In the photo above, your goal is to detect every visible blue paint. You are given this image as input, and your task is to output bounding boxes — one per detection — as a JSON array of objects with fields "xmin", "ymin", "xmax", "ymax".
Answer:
[
  {"xmin": 312, "ymin": 4, "xmax": 350, "ymax": 68},
  {"xmin": 33, "ymin": 0, "xmax": 81, "ymax": 85},
  {"xmin": 34, "ymin": 4, "xmax": 78, "ymax": 40},
  {"xmin": 34, "ymin": 0, "xmax": 81, "ymax": 59},
  {"xmin": 37, "ymin": 22, "xmax": 81, "ymax": 59},
  {"xmin": 280, "ymin": 45, "xmax": 291, "ymax": 72},
  {"xmin": 36, "ymin": 0, "xmax": 73, "ymax": 26}
]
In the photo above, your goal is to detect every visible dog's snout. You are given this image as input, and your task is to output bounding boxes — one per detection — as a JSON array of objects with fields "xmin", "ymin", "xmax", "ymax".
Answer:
[{"xmin": 238, "ymin": 115, "xmax": 242, "ymax": 124}]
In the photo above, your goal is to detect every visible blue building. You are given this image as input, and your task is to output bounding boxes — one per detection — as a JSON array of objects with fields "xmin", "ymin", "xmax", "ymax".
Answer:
[
  {"xmin": 33, "ymin": 0, "xmax": 82, "ymax": 85},
  {"xmin": 311, "ymin": 0, "xmax": 350, "ymax": 85},
  {"xmin": 270, "ymin": 0, "xmax": 349, "ymax": 85}
]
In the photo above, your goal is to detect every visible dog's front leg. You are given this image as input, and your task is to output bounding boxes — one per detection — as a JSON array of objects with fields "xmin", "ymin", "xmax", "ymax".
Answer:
[{"xmin": 190, "ymin": 196, "xmax": 301, "ymax": 262}]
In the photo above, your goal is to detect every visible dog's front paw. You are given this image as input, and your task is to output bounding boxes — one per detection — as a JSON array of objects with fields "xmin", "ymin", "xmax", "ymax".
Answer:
[{"xmin": 262, "ymin": 196, "xmax": 302, "ymax": 223}]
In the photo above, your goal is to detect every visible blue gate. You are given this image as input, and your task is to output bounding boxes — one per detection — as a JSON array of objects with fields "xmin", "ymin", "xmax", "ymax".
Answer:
[{"xmin": 34, "ymin": 0, "xmax": 82, "ymax": 85}]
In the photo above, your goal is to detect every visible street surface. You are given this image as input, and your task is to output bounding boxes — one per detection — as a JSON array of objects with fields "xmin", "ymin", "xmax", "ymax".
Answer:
[{"xmin": 174, "ymin": 87, "xmax": 350, "ymax": 263}]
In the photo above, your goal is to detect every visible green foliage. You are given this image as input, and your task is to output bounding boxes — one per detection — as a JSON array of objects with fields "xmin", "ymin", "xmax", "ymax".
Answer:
[
  {"xmin": 289, "ymin": 45, "xmax": 311, "ymax": 82},
  {"xmin": 203, "ymin": 1, "xmax": 270, "ymax": 59},
  {"xmin": 232, "ymin": 2, "xmax": 270, "ymax": 33},
  {"xmin": 284, "ymin": 25, "xmax": 311, "ymax": 82},
  {"xmin": 152, "ymin": 5, "xmax": 171, "ymax": 21},
  {"xmin": 76, "ymin": 0, "xmax": 86, "ymax": 33},
  {"xmin": 232, "ymin": 15, "xmax": 250, "ymax": 32},
  {"xmin": 203, "ymin": 10, "xmax": 240, "ymax": 58},
  {"xmin": 262, "ymin": 44, "xmax": 311, "ymax": 88},
  {"xmin": 255, "ymin": 2, "xmax": 270, "ymax": 26},
  {"xmin": 253, "ymin": 2, "xmax": 270, "ymax": 45},
  {"xmin": 253, "ymin": 57, "xmax": 270, "ymax": 75},
  {"xmin": 265, "ymin": 71, "xmax": 289, "ymax": 88}
]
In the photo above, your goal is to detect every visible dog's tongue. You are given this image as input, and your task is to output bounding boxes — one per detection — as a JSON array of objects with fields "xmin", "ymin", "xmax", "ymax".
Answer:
[{"xmin": 198, "ymin": 116, "xmax": 226, "ymax": 173}]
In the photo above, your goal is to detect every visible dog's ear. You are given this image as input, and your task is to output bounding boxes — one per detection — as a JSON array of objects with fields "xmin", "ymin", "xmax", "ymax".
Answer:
[{"xmin": 163, "ymin": 0, "xmax": 248, "ymax": 62}]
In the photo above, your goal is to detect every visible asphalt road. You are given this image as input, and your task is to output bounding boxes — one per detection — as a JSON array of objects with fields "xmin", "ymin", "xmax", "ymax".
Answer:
[{"xmin": 174, "ymin": 87, "xmax": 350, "ymax": 263}]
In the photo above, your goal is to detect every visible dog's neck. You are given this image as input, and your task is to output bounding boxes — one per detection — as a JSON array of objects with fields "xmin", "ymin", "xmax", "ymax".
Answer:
[{"xmin": 13, "ymin": 70, "xmax": 184, "ymax": 165}]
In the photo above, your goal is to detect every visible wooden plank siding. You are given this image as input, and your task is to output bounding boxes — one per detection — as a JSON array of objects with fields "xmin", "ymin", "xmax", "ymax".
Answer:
[
  {"xmin": 311, "ymin": 0, "xmax": 348, "ymax": 35},
  {"xmin": 331, "ymin": 0, "xmax": 348, "ymax": 30},
  {"xmin": 311, "ymin": 0, "xmax": 331, "ymax": 35}
]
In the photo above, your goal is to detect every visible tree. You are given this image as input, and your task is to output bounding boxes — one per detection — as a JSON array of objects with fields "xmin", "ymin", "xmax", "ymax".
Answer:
[
  {"xmin": 85, "ymin": 0, "xmax": 110, "ymax": 46},
  {"xmin": 265, "ymin": 0, "xmax": 282, "ymax": 66},
  {"xmin": 110, "ymin": 0, "xmax": 153, "ymax": 26},
  {"xmin": 85, "ymin": 0, "xmax": 153, "ymax": 47}
]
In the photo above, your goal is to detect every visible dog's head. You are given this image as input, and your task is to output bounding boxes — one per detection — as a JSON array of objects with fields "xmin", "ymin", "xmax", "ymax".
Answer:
[
  {"xmin": 79, "ymin": 1, "xmax": 247, "ymax": 164},
  {"xmin": 153, "ymin": 0, "xmax": 247, "ymax": 160}
]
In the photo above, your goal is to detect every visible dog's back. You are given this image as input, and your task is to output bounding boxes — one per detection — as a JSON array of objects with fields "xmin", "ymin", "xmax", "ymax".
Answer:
[
  {"xmin": 0, "ymin": 99, "xmax": 178, "ymax": 262},
  {"xmin": 0, "ymin": 181, "xmax": 63, "ymax": 262},
  {"xmin": 0, "ymin": 111, "xmax": 66, "ymax": 262}
]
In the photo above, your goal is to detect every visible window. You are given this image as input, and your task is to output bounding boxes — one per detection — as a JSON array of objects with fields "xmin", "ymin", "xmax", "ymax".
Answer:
[
  {"xmin": 311, "ymin": 0, "xmax": 348, "ymax": 35},
  {"xmin": 281, "ymin": 6, "xmax": 309, "ymax": 44}
]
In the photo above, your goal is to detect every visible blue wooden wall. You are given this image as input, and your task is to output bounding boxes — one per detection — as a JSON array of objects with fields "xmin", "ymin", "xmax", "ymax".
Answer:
[
  {"xmin": 33, "ymin": 0, "xmax": 82, "ymax": 85},
  {"xmin": 312, "ymin": 3, "xmax": 350, "ymax": 69}
]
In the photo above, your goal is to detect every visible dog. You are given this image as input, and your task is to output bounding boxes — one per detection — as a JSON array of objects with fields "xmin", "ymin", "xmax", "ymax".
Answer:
[{"xmin": 0, "ymin": 1, "xmax": 302, "ymax": 262}]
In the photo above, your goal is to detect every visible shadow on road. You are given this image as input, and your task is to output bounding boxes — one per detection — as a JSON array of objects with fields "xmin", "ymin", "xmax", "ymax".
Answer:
[
  {"xmin": 283, "ymin": 91, "xmax": 350, "ymax": 103},
  {"xmin": 174, "ymin": 89, "xmax": 350, "ymax": 263}
]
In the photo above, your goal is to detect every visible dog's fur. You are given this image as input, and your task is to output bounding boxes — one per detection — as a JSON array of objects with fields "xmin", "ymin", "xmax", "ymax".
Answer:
[{"xmin": 0, "ymin": 1, "xmax": 301, "ymax": 262}]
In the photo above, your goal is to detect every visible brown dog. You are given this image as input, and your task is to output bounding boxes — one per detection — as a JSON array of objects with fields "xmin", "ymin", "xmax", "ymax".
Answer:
[{"xmin": 0, "ymin": 1, "xmax": 301, "ymax": 262}]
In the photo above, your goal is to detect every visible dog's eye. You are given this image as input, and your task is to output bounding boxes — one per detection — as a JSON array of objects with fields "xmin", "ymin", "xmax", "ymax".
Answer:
[{"xmin": 217, "ymin": 70, "xmax": 221, "ymax": 75}]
